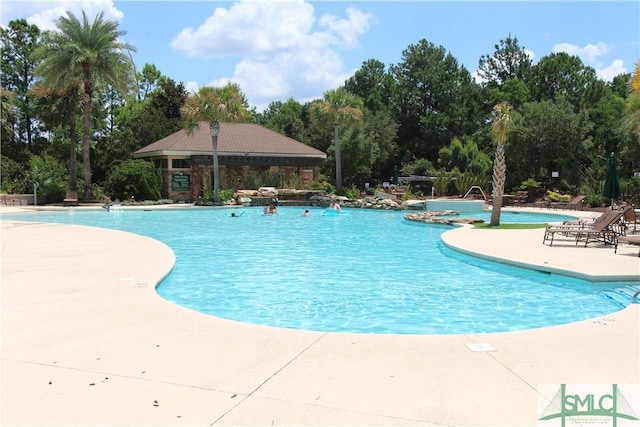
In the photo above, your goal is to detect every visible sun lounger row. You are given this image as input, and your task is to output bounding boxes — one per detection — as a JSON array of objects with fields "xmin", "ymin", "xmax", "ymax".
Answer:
[{"xmin": 543, "ymin": 207, "xmax": 632, "ymax": 247}]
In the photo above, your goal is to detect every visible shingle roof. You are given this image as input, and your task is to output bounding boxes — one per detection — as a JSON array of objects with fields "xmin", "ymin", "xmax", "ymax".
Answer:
[{"xmin": 134, "ymin": 122, "xmax": 326, "ymax": 159}]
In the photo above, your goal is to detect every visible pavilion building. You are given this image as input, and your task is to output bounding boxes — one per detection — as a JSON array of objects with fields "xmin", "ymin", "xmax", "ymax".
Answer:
[{"xmin": 134, "ymin": 122, "xmax": 326, "ymax": 201}]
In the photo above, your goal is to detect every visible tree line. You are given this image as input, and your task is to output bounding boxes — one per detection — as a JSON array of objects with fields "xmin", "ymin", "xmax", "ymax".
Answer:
[{"xmin": 2, "ymin": 12, "xmax": 639, "ymax": 206}]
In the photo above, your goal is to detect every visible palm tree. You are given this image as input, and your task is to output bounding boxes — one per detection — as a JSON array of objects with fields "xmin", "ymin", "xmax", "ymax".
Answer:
[
  {"xmin": 181, "ymin": 83, "xmax": 250, "ymax": 204},
  {"xmin": 489, "ymin": 102, "xmax": 513, "ymax": 226},
  {"xmin": 311, "ymin": 88, "xmax": 363, "ymax": 193},
  {"xmin": 33, "ymin": 11, "xmax": 135, "ymax": 200}
]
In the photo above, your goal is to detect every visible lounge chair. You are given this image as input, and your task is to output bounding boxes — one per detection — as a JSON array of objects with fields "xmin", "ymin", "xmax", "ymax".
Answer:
[
  {"xmin": 543, "ymin": 210, "xmax": 611, "ymax": 246},
  {"xmin": 615, "ymin": 235, "xmax": 640, "ymax": 256},
  {"xmin": 552, "ymin": 195, "xmax": 585, "ymax": 210},
  {"xmin": 560, "ymin": 211, "xmax": 602, "ymax": 227},
  {"xmin": 567, "ymin": 195, "xmax": 586, "ymax": 210},
  {"xmin": 573, "ymin": 208, "xmax": 628, "ymax": 246},
  {"xmin": 543, "ymin": 207, "xmax": 630, "ymax": 247}
]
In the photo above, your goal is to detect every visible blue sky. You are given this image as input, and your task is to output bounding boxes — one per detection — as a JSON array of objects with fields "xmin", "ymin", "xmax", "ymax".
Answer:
[{"xmin": 2, "ymin": 1, "xmax": 638, "ymax": 111}]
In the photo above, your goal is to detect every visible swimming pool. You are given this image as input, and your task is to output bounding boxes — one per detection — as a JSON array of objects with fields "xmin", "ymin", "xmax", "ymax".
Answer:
[{"xmin": 2, "ymin": 207, "xmax": 637, "ymax": 334}]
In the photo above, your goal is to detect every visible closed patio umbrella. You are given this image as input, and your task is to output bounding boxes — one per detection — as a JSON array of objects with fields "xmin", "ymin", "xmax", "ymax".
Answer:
[{"xmin": 602, "ymin": 152, "xmax": 620, "ymax": 206}]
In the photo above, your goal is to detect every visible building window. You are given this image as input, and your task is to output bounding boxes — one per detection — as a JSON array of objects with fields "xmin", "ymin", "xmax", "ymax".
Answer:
[
  {"xmin": 172, "ymin": 159, "xmax": 191, "ymax": 169},
  {"xmin": 154, "ymin": 159, "xmax": 168, "ymax": 169}
]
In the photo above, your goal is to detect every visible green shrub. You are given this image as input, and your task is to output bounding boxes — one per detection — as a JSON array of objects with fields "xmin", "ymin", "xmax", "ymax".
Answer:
[
  {"xmin": 519, "ymin": 178, "xmax": 540, "ymax": 191},
  {"xmin": 586, "ymin": 194, "xmax": 605, "ymax": 208},
  {"xmin": 1, "ymin": 155, "xmax": 29, "ymax": 194},
  {"xmin": 578, "ymin": 183, "xmax": 606, "ymax": 208},
  {"xmin": 402, "ymin": 189, "xmax": 414, "ymax": 201},
  {"xmin": 263, "ymin": 169, "xmax": 284, "ymax": 188},
  {"xmin": 309, "ymin": 176, "xmax": 335, "ymax": 194},
  {"xmin": 285, "ymin": 174, "xmax": 303, "ymax": 190},
  {"xmin": 343, "ymin": 184, "xmax": 361, "ymax": 200},
  {"xmin": 103, "ymin": 159, "xmax": 161, "ymax": 201},
  {"xmin": 621, "ymin": 177, "xmax": 640, "ymax": 206},
  {"xmin": 401, "ymin": 158, "xmax": 435, "ymax": 176},
  {"xmin": 29, "ymin": 154, "xmax": 68, "ymax": 202},
  {"xmin": 544, "ymin": 190, "xmax": 570, "ymax": 202},
  {"xmin": 219, "ymin": 189, "xmax": 234, "ymax": 202},
  {"xmin": 432, "ymin": 169, "xmax": 452, "ymax": 196},
  {"xmin": 452, "ymin": 171, "xmax": 485, "ymax": 196},
  {"xmin": 241, "ymin": 171, "xmax": 262, "ymax": 190}
]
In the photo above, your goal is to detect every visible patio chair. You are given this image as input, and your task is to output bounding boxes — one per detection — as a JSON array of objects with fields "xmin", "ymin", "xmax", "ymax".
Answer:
[
  {"xmin": 543, "ymin": 208, "xmax": 629, "ymax": 247},
  {"xmin": 63, "ymin": 191, "xmax": 78, "ymax": 206},
  {"xmin": 513, "ymin": 191, "xmax": 528, "ymax": 207},
  {"xmin": 621, "ymin": 207, "xmax": 638, "ymax": 234}
]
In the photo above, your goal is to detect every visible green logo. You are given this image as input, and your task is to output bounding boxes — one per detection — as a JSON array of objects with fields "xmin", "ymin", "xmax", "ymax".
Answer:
[{"xmin": 540, "ymin": 384, "xmax": 639, "ymax": 427}]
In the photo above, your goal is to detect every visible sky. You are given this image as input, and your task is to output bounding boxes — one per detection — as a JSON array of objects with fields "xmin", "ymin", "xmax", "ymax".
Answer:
[{"xmin": 2, "ymin": 0, "xmax": 639, "ymax": 111}]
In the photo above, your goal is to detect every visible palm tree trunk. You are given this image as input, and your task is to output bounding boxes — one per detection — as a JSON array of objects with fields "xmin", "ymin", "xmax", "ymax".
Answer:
[
  {"xmin": 490, "ymin": 144, "xmax": 506, "ymax": 226},
  {"xmin": 334, "ymin": 125, "xmax": 342, "ymax": 194},
  {"xmin": 82, "ymin": 85, "xmax": 92, "ymax": 201},
  {"xmin": 68, "ymin": 108, "xmax": 77, "ymax": 192},
  {"xmin": 212, "ymin": 134, "xmax": 219, "ymax": 204}
]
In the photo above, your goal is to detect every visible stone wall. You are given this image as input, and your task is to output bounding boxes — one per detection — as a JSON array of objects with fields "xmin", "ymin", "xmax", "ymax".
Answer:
[{"xmin": 1, "ymin": 193, "xmax": 34, "ymax": 206}]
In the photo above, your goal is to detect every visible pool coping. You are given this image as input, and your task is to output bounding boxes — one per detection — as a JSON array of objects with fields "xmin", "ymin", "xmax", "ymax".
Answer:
[
  {"xmin": 440, "ymin": 221, "xmax": 640, "ymax": 282},
  {"xmin": 2, "ymin": 205, "xmax": 639, "ymax": 426}
]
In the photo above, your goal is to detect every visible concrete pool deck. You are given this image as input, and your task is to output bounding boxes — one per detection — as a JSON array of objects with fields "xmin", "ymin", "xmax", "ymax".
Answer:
[{"xmin": 1, "ymin": 205, "xmax": 639, "ymax": 426}]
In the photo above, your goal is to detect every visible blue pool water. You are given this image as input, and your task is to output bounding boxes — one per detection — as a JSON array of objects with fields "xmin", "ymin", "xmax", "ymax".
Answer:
[{"xmin": 3, "ymin": 207, "xmax": 638, "ymax": 334}]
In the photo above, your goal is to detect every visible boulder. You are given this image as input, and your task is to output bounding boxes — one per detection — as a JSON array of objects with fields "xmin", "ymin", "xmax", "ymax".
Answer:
[{"xmin": 258, "ymin": 187, "xmax": 278, "ymax": 197}]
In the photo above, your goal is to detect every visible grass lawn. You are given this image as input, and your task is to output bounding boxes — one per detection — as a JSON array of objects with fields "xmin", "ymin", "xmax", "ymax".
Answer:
[{"xmin": 473, "ymin": 223, "xmax": 548, "ymax": 230}]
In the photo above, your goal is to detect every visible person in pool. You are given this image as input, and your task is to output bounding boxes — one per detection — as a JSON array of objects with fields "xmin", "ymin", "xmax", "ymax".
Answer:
[
  {"xmin": 329, "ymin": 200, "xmax": 342, "ymax": 212},
  {"xmin": 102, "ymin": 195, "xmax": 112, "ymax": 211},
  {"xmin": 302, "ymin": 209, "xmax": 311, "ymax": 217}
]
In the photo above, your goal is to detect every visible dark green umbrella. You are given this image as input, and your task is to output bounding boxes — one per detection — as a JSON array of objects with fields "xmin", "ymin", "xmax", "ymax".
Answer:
[
  {"xmin": 392, "ymin": 165, "xmax": 399, "ymax": 185},
  {"xmin": 602, "ymin": 152, "xmax": 620, "ymax": 205}
]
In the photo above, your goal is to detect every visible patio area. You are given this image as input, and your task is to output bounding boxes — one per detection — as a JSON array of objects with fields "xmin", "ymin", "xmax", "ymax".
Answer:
[{"xmin": 1, "ymin": 205, "xmax": 638, "ymax": 426}]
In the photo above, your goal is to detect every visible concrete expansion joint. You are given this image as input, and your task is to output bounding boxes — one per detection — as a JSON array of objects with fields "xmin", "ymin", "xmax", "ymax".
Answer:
[
  {"xmin": 209, "ymin": 332, "xmax": 329, "ymax": 425},
  {"xmin": 251, "ymin": 332, "xmax": 329, "ymax": 396}
]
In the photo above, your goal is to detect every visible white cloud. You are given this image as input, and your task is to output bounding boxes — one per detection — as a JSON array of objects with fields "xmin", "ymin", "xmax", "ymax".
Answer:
[
  {"xmin": 524, "ymin": 49, "xmax": 535, "ymax": 62},
  {"xmin": 1, "ymin": 0, "xmax": 124, "ymax": 31},
  {"xmin": 318, "ymin": 6, "xmax": 373, "ymax": 48},
  {"xmin": 185, "ymin": 80, "xmax": 200, "ymax": 95},
  {"xmin": 470, "ymin": 70, "xmax": 485, "ymax": 84},
  {"xmin": 553, "ymin": 42, "xmax": 610, "ymax": 63},
  {"xmin": 208, "ymin": 48, "xmax": 350, "ymax": 111},
  {"xmin": 553, "ymin": 41, "xmax": 626, "ymax": 81},
  {"xmin": 170, "ymin": 0, "xmax": 316, "ymax": 58},
  {"xmin": 596, "ymin": 59, "xmax": 627, "ymax": 82},
  {"xmin": 171, "ymin": 0, "xmax": 374, "ymax": 110}
]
